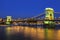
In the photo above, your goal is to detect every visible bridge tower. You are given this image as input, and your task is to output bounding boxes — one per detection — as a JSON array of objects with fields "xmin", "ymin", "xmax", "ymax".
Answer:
[
  {"xmin": 45, "ymin": 8, "xmax": 54, "ymax": 20},
  {"xmin": 6, "ymin": 16, "xmax": 12, "ymax": 25},
  {"xmin": 44, "ymin": 8, "xmax": 55, "ymax": 28}
]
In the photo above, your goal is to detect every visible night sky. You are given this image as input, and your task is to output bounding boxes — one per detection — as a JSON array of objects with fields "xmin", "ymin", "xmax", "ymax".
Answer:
[{"xmin": 0, "ymin": 0, "xmax": 60, "ymax": 18}]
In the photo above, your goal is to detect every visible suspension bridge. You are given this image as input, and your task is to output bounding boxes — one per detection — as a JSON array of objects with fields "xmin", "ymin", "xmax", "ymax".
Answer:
[{"xmin": 0, "ymin": 8, "xmax": 60, "ymax": 28}]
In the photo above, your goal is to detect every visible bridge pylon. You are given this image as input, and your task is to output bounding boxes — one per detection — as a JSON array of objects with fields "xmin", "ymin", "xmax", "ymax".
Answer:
[
  {"xmin": 45, "ymin": 8, "xmax": 54, "ymax": 20},
  {"xmin": 6, "ymin": 16, "xmax": 12, "ymax": 25},
  {"xmin": 44, "ymin": 8, "xmax": 55, "ymax": 28}
]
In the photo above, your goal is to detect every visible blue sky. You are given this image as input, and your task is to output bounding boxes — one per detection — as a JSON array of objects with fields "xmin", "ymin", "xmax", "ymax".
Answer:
[{"xmin": 0, "ymin": 0, "xmax": 60, "ymax": 18}]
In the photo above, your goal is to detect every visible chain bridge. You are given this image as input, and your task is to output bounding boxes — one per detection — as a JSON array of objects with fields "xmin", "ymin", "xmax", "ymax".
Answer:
[{"xmin": 0, "ymin": 8, "xmax": 60, "ymax": 27}]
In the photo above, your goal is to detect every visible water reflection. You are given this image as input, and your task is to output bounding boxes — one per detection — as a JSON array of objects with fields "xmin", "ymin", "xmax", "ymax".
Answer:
[{"xmin": 5, "ymin": 26, "xmax": 60, "ymax": 40}]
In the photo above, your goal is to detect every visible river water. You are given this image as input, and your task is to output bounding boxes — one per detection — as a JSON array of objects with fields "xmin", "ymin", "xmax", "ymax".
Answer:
[{"xmin": 0, "ymin": 26, "xmax": 60, "ymax": 40}]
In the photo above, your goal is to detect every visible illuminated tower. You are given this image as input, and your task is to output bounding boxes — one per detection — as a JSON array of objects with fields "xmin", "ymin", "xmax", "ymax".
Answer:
[
  {"xmin": 44, "ymin": 8, "xmax": 55, "ymax": 28},
  {"xmin": 6, "ymin": 16, "xmax": 12, "ymax": 25},
  {"xmin": 45, "ymin": 8, "xmax": 54, "ymax": 20}
]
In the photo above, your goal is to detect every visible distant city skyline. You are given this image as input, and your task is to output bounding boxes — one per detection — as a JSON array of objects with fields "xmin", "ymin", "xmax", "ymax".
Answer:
[{"xmin": 0, "ymin": 0, "xmax": 60, "ymax": 18}]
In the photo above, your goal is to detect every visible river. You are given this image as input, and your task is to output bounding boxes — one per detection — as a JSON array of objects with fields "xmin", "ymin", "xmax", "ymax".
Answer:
[{"xmin": 0, "ymin": 26, "xmax": 60, "ymax": 40}]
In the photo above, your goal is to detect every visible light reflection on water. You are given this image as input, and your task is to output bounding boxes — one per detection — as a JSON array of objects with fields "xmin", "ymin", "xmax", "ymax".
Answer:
[{"xmin": 5, "ymin": 26, "xmax": 60, "ymax": 40}]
